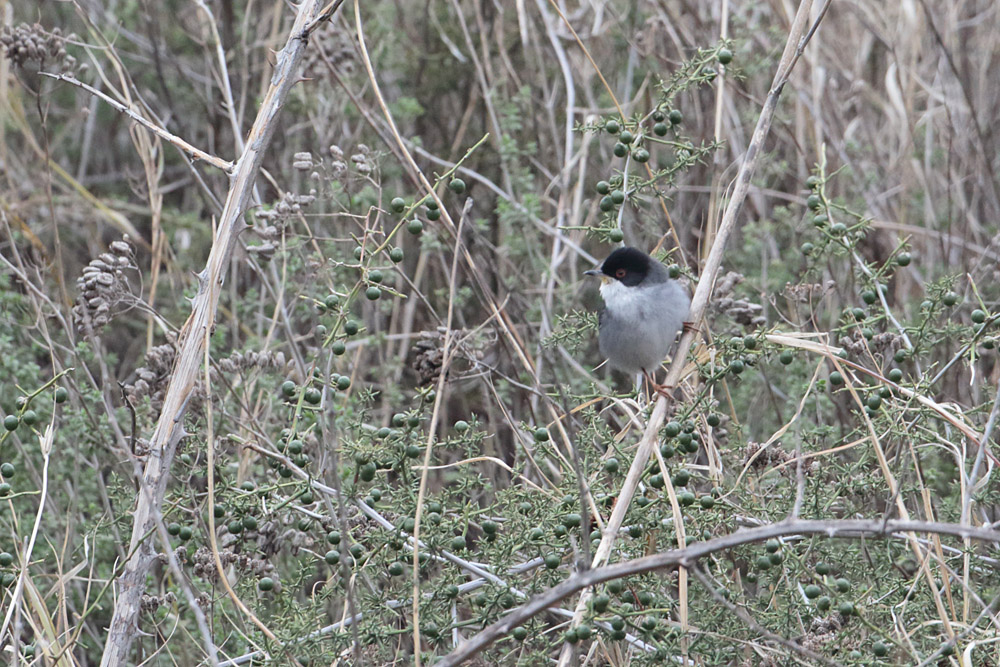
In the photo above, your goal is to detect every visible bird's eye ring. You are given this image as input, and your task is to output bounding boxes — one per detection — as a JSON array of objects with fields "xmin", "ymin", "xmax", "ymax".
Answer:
[{"xmin": 615, "ymin": 268, "xmax": 627, "ymax": 279}]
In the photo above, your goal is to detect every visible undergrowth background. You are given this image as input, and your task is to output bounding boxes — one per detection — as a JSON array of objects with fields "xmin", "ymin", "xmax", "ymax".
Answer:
[{"xmin": 2, "ymin": 0, "xmax": 1000, "ymax": 665}]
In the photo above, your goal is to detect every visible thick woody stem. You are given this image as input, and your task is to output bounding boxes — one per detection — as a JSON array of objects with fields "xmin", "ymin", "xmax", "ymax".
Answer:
[{"xmin": 98, "ymin": 2, "xmax": 325, "ymax": 664}]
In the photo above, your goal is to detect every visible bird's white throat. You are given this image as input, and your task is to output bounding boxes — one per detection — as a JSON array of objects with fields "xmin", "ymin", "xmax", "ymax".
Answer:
[{"xmin": 599, "ymin": 279, "xmax": 648, "ymax": 316}]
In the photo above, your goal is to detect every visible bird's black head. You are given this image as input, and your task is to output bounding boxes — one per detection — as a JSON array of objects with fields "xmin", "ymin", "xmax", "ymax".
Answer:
[{"xmin": 597, "ymin": 247, "xmax": 652, "ymax": 287}]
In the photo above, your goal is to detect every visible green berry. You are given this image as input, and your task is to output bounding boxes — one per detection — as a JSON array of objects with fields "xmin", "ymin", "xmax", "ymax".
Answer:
[
  {"xmin": 718, "ymin": 48, "xmax": 733, "ymax": 64},
  {"xmin": 327, "ymin": 530, "xmax": 341, "ymax": 544},
  {"xmin": 835, "ymin": 577, "xmax": 851, "ymax": 592},
  {"xmin": 756, "ymin": 555, "xmax": 771, "ymax": 570},
  {"xmin": 668, "ymin": 109, "xmax": 683, "ymax": 125},
  {"xmin": 896, "ymin": 252, "xmax": 911, "ymax": 266},
  {"xmin": 426, "ymin": 208, "xmax": 440, "ymax": 221},
  {"xmin": 544, "ymin": 553, "xmax": 561, "ymax": 569},
  {"xmin": 4, "ymin": 415, "xmax": 18, "ymax": 431},
  {"xmin": 390, "ymin": 197, "xmax": 405, "ymax": 213},
  {"xmin": 54, "ymin": 387, "xmax": 68, "ymax": 403},
  {"xmin": 21, "ymin": 410, "xmax": 37, "ymax": 426},
  {"xmin": 653, "ymin": 122, "xmax": 668, "ymax": 136},
  {"xmin": 699, "ymin": 495, "xmax": 715, "ymax": 509},
  {"xmin": 258, "ymin": 577, "xmax": 275, "ymax": 591},
  {"xmin": 861, "ymin": 290, "xmax": 877, "ymax": 305},
  {"xmin": 454, "ymin": 420, "xmax": 469, "ymax": 433},
  {"xmin": 605, "ymin": 120, "xmax": 620, "ymax": 134},
  {"xmin": 779, "ymin": 350, "xmax": 794, "ymax": 365},
  {"xmin": 388, "ymin": 561, "xmax": 405, "ymax": 576},
  {"xmin": 167, "ymin": 523, "xmax": 181, "ymax": 536},
  {"xmin": 815, "ymin": 562, "xmax": 831, "ymax": 575},
  {"xmin": 448, "ymin": 178, "xmax": 466, "ymax": 194},
  {"xmin": 800, "ymin": 242, "xmax": 815, "ymax": 255},
  {"xmin": 652, "ymin": 110, "xmax": 665, "ymax": 122},
  {"xmin": 609, "ymin": 228, "xmax": 624, "ymax": 243},
  {"xmin": 613, "ymin": 143, "xmax": 628, "ymax": 157},
  {"xmin": 838, "ymin": 601, "xmax": 854, "ymax": 616},
  {"xmin": 281, "ymin": 380, "xmax": 296, "ymax": 398},
  {"xmin": 604, "ymin": 457, "xmax": 620, "ymax": 474},
  {"xmin": 365, "ymin": 286, "xmax": 381, "ymax": 301},
  {"xmin": 634, "ymin": 148, "xmax": 650, "ymax": 163},
  {"xmin": 765, "ymin": 539, "xmax": 780, "ymax": 553},
  {"xmin": 943, "ymin": 292, "xmax": 959, "ymax": 307},
  {"xmin": 389, "ymin": 247, "xmax": 404, "ymax": 263},
  {"xmin": 807, "ymin": 194, "xmax": 822, "ymax": 210},
  {"xmin": 344, "ymin": 320, "xmax": 359, "ymax": 336},
  {"xmin": 972, "ymin": 309, "xmax": 987, "ymax": 324},
  {"xmin": 610, "ymin": 190, "xmax": 625, "ymax": 205},
  {"xmin": 672, "ymin": 469, "xmax": 690, "ymax": 487},
  {"xmin": 888, "ymin": 368, "xmax": 902, "ymax": 382},
  {"xmin": 817, "ymin": 595, "xmax": 831, "ymax": 611},
  {"xmin": 178, "ymin": 526, "xmax": 193, "ymax": 541},
  {"xmin": 331, "ymin": 340, "xmax": 346, "ymax": 355},
  {"xmin": 336, "ymin": 376, "xmax": 351, "ymax": 391},
  {"xmin": 599, "ymin": 196, "xmax": 614, "ymax": 212},
  {"xmin": 804, "ymin": 584, "xmax": 821, "ymax": 599},
  {"xmin": 829, "ymin": 371, "xmax": 844, "ymax": 386},
  {"xmin": 806, "ymin": 175, "xmax": 820, "ymax": 189},
  {"xmin": 369, "ymin": 269, "xmax": 384, "ymax": 283},
  {"xmin": 668, "ymin": 264, "xmax": 681, "ymax": 279},
  {"xmin": 407, "ymin": 219, "xmax": 423, "ymax": 235},
  {"xmin": 729, "ymin": 359, "xmax": 745, "ymax": 374},
  {"xmin": 619, "ymin": 130, "xmax": 634, "ymax": 144},
  {"xmin": 304, "ymin": 388, "xmax": 321, "ymax": 405},
  {"xmin": 533, "ymin": 427, "xmax": 549, "ymax": 442},
  {"xmin": 596, "ymin": 180, "xmax": 610, "ymax": 194},
  {"xmin": 873, "ymin": 641, "xmax": 888, "ymax": 657},
  {"xmin": 242, "ymin": 516, "xmax": 258, "ymax": 530},
  {"xmin": 227, "ymin": 520, "xmax": 243, "ymax": 534}
]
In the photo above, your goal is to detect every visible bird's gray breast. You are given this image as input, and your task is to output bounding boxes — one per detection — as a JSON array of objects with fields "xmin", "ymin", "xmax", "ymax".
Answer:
[{"xmin": 598, "ymin": 280, "xmax": 689, "ymax": 374}]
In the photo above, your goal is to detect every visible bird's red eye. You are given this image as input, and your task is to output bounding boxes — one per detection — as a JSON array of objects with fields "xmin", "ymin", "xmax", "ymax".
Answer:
[{"xmin": 615, "ymin": 268, "xmax": 627, "ymax": 279}]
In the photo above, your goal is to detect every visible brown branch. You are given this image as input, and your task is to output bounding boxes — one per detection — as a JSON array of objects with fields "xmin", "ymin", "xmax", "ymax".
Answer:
[
  {"xmin": 438, "ymin": 518, "xmax": 1000, "ymax": 666},
  {"xmin": 97, "ymin": 1, "xmax": 326, "ymax": 663}
]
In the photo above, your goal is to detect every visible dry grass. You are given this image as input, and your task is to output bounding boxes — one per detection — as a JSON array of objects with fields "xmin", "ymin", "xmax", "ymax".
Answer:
[{"xmin": 1, "ymin": 0, "xmax": 999, "ymax": 664}]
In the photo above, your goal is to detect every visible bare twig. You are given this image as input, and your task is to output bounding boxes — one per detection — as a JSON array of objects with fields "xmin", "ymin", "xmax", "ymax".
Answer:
[
  {"xmin": 39, "ymin": 72, "xmax": 233, "ymax": 172},
  {"xmin": 438, "ymin": 518, "xmax": 1000, "ymax": 666}
]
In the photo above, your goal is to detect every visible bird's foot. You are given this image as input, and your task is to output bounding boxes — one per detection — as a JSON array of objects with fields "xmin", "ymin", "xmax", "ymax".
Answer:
[
  {"xmin": 643, "ymin": 370, "xmax": 674, "ymax": 398},
  {"xmin": 650, "ymin": 382, "xmax": 674, "ymax": 397},
  {"xmin": 682, "ymin": 320, "xmax": 700, "ymax": 335}
]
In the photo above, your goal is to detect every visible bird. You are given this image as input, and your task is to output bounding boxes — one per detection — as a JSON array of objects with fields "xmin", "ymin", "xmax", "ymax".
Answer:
[{"xmin": 585, "ymin": 246, "xmax": 690, "ymax": 396}]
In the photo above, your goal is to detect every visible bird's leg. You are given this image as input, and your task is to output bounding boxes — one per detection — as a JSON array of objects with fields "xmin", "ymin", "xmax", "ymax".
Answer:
[
  {"xmin": 682, "ymin": 320, "xmax": 700, "ymax": 335},
  {"xmin": 642, "ymin": 369, "xmax": 673, "ymax": 398}
]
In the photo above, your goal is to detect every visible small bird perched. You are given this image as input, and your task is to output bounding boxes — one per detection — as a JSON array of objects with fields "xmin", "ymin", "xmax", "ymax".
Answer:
[{"xmin": 585, "ymin": 247, "xmax": 690, "ymax": 395}]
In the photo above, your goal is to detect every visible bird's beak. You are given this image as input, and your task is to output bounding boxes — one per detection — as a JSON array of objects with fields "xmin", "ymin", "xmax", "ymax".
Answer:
[{"xmin": 584, "ymin": 269, "xmax": 601, "ymax": 277}]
